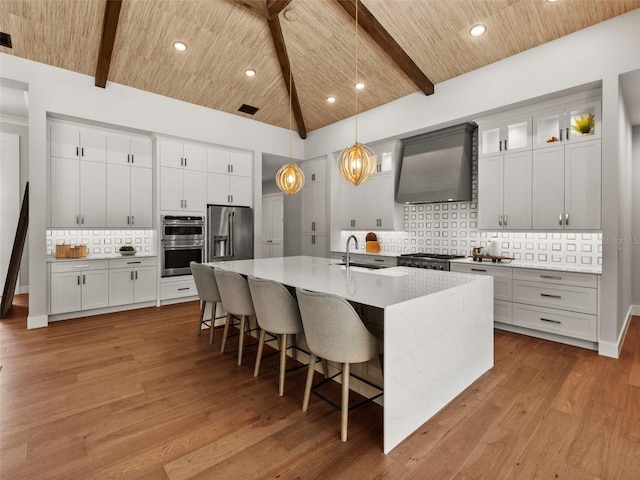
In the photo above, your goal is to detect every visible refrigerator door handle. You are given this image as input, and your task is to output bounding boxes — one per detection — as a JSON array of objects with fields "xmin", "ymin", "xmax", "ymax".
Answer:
[{"xmin": 228, "ymin": 211, "xmax": 234, "ymax": 257}]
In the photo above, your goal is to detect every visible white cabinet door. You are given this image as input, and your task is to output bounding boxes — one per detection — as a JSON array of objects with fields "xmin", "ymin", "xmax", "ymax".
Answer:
[
  {"xmin": 365, "ymin": 172, "xmax": 398, "ymax": 229},
  {"xmin": 564, "ymin": 140, "xmax": 601, "ymax": 230},
  {"xmin": 207, "ymin": 147, "xmax": 231, "ymax": 174},
  {"xmin": 183, "ymin": 143, "xmax": 206, "ymax": 172},
  {"xmin": 479, "ymin": 116, "xmax": 530, "ymax": 157},
  {"xmin": 134, "ymin": 266, "xmax": 157, "ymax": 303},
  {"xmin": 79, "ymin": 129, "xmax": 107, "ymax": 163},
  {"xmin": 106, "ymin": 163, "xmax": 131, "ymax": 227},
  {"xmin": 338, "ymin": 180, "xmax": 366, "ymax": 229},
  {"xmin": 230, "ymin": 151, "xmax": 252, "ymax": 177},
  {"xmin": 81, "ymin": 270, "xmax": 109, "ymax": 310},
  {"xmin": 160, "ymin": 139, "xmax": 185, "ymax": 168},
  {"xmin": 229, "ymin": 176, "xmax": 252, "ymax": 206},
  {"xmin": 50, "ymin": 156, "xmax": 80, "ymax": 227},
  {"xmin": 130, "ymin": 166, "xmax": 153, "ymax": 227},
  {"xmin": 532, "ymin": 146, "xmax": 565, "ymax": 230},
  {"xmin": 262, "ymin": 194, "xmax": 283, "ymax": 258},
  {"xmin": 161, "ymin": 167, "xmax": 185, "ymax": 211},
  {"xmin": 207, "ymin": 173, "xmax": 230, "ymax": 205},
  {"xmin": 50, "ymin": 123, "xmax": 79, "ymax": 159},
  {"xmin": 50, "ymin": 272, "xmax": 82, "ymax": 314},
  {"xmin": 109, "ymin": 268, "xmax": 134, "ymax": 306},
  {"xmin": 503, "ymin": 151, "xmax": 532, "ymax": 229},
  {"xmin": 183, "ymin": 169, "xmax": 205, "ymax": 213},
  {"xmin": 130, "ymin": 137, "xmax": 152, "ymax": 169},
  {"xmin": 478, "ymin": 156, "xmax": 503, "ymax": 230},
  {"xmin": 80, "ymin": 160, "xmax": 107, "ymax": 227},
  {"xmin": 301, "ymin": 234, "xmax": 326, "ymax": 257},
  {"xmin": 106, "ymin": 133, "xmax": 132, "ymax": 166},
  {"xmin": 479, "ymin": 121, "xmax": 502, "ymax": 157}
]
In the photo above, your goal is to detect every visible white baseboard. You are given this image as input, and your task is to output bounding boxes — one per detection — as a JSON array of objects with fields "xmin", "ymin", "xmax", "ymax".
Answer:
[
  {"xmin": 19, "ymin": 285, "xmax": 28, "ymax": 294},
  {"xmin": 27, "ymin": 314, "xmax": 48, "ymax": 329},
  {"xmin": 598, "ymin": 305, "xmax": 636, "ymax": 358}
]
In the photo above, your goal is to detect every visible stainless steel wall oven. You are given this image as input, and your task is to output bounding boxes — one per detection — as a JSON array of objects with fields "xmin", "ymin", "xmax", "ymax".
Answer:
[{"xmin": 161, "ymin": 215, "xmax": 204, "ymax": 277}]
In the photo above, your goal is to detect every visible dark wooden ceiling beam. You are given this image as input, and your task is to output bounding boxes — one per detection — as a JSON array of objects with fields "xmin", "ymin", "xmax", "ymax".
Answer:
[
  {"xmin": 95, "ymin": 0, "xmax": 122, "ymax": 88},
  {"xmin": 268, "ymin": 15, "xmax": 307, "ymax": 139},
  {"xmin": 266, "ymin": 0, "xmax": 293, "ymax": 20},
  {"xmin": 336, "ymin": 0, "xmax": 435, "ymax": 96}
]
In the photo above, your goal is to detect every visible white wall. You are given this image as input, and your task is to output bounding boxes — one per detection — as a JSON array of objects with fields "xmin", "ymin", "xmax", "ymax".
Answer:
[
  {"xmin": 305, "ymin": 9, "xmax": 640, "ymax": 354},
  {"xmin": 0, "ymin": 53, "xmax": 304, "ymax": 328},
  {"xmin": 632, "ymin": 126, "xmax": 640, "ymax": 307}
]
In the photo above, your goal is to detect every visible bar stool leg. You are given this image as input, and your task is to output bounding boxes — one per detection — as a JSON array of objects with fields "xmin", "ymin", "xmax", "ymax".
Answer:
[
  {"xmin": 209, "ymin": 302, "xmax": 217, "ymax": 345},
  {"xmin": 302, "ymin": 353, "xmax": 317, "ymax": 412},
  {"xmin": 254, "ymin": 329, "xmax": 267, "ymax": 377},
  {"xmin": 238, "ymin": 315, "xmax": 246, "ymax": 366},
  {"xmin": 341, "ymin": 362, "xmax": 350, "ymax": 442},
  {"xmin": 279, "ymin": 333, "xmax": 287, "ymax": 396},
  {"xmin": 221, "ymin": 313, "xmax": 231, "ymax": 353},
  {"xmin": 198, "ymin": 300, "xmax": 206, "ymax": 335}
]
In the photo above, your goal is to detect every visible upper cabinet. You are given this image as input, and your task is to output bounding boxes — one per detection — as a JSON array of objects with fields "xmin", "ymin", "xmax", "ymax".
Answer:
[
  {"xmin": 206, "ymin": 147, "xmax": 253, "ymax": 207},
  {"xmin": 478, "ymin": 115, "xmax": 531, "ymax": 158},
  {"xmin": 159, "ymin": 138, "xmax": 206, "ymax": 214},
  {"xmin": 338, "ymin": 140, "xmax": 403, "ymax": 230},
  {"xmin": 301, "ymin": 158, "xmax": 327, "ymax": 235},
  {"xmin": 533, "ymin": 100, "xmax": 601, "ymax": 149},
  {"xmin": 106, "ymin": 133, "xmax": 152, "ymax": 169},
  {"xmin": 49, "ymin": 123, "xmax": 107, "ymax": 228}
]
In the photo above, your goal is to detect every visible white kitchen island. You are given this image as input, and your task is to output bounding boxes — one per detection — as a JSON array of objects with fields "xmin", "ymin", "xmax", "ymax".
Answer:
[{"xmin": 206, "ymin": 256, "xmax": 493, "ymax": 453}]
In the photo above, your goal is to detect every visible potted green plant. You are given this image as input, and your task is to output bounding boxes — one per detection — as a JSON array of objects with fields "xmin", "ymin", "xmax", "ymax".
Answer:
[{"xmin": 572, "ymin": 113, "xmax": 595, "ymax": 135}]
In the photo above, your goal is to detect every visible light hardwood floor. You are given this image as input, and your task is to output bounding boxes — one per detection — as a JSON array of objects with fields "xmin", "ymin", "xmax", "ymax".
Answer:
[{"xmin": 1, "ymin": 294, "xmax": 639, "ymax": 479}]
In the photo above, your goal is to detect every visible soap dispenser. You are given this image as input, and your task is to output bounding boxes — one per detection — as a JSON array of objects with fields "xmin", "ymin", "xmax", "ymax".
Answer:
[{"xmin": 488, "ymin": 236, "xmax": 500, "ymax": 257}]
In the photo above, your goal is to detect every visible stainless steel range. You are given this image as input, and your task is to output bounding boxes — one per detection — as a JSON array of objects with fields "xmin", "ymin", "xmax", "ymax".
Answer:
[{"xmin": 397, "ymin": 253, "xmax": 465, "ymax": 270}]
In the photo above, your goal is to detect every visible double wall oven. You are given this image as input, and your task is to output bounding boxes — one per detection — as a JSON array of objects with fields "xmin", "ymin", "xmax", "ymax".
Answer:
[{"xmin": 161, "ymin": 215, "xmax": 204, "ymax": 277}]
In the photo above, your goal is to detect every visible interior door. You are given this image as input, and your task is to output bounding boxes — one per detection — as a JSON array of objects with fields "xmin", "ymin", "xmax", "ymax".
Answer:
[{"xmin": 0, "ymin": 133, "xmax": 20, "ymax": 293}]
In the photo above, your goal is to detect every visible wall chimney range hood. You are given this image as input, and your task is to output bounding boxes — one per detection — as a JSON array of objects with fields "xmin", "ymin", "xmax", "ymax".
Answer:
[{"xmin": 396, "ymin": 122, "xmax": 476, "ymax": 204}]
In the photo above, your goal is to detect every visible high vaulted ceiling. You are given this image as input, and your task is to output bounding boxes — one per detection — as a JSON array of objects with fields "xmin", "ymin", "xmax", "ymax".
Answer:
[{"xmin": 1, "ymin": 0, "xmax": 639, "ymax": 137}]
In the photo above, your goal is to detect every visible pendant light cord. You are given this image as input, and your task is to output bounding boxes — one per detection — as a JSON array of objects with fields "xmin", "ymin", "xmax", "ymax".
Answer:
[
  {"xmin": 289, "ymin": 66, "xmax": 292, "ymax": 161},
  {"xmin": 354, "ymin": 0, "xmax": 359, "ymax": 144}
]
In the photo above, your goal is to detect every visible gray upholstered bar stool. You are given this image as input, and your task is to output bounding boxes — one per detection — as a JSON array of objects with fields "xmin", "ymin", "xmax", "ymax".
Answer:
[
  {"xmin": 247, "ymin": 275, "xmax": 306, "ymax": 396},
  {"xmin": 190, "ymin": 262, "xmax": 222, "ymax": 344},
  {"xmin": 296, "ymin": 288, "xmax": 379, "ymax": 442},
  {"xmin": 214, "ymin": 268, "xmax": 256, "ymax": 366}
]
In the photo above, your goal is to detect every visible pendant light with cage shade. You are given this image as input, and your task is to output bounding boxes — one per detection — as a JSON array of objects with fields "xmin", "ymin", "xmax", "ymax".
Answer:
[
  {"xmin": 276, "ymin": 67, "xmax": 305, "ymax": 196},
  {"xmin": 337, "ymin": 0, "xmax": 377, "ymax": 186}
]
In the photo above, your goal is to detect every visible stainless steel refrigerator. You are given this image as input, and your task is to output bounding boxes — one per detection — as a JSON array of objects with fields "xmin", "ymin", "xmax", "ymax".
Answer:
[{"xmin": 207, "ymin": 205, "xmax": 254, "ymax": 261}]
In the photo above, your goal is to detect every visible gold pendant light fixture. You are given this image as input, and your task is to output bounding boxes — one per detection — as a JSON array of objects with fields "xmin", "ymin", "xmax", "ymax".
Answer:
[
  {"xmin": 337, "ymin": 0, "xmax": 377, "ymax": 186},
  {"xmin": 276, "ymin": 66, "xmax": 305, "ymax": 196}
]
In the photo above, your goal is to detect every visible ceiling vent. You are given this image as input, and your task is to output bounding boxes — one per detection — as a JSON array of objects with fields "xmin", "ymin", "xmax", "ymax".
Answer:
[
  {"xmin": 238, "ymin": 104, "xmax": 259, "ymax": 115},
  {"xmin": 0, "ymin": 32, "xmax": 12, "ymax": 48}
]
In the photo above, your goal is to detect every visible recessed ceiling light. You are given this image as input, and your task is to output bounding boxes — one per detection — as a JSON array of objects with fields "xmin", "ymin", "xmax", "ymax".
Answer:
[
  {"xmin": 469, "ymin": 24, "xmax": 486, "ymax": 37},
  {"xmin": 355, "ymin": 83, "xmax": 365, "ymax": 90},
  {"xmin": 546, "ymin": 0, "xmax": 559, "ymax": 3},
  {"xmin": 326, "ymin": 96, "xmax": 336, "ymax": 103},
  {"xmin": 245, "ymin": 69, "xmax": 256, "ymax": 77},
  {"xmin": 173, "ymin": 41, "xmax": 187, "ymax": 52}
]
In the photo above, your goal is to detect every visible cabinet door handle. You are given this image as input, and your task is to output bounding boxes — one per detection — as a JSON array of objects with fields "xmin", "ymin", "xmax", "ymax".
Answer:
[
  {"xmin": 374, "ymin": 259, "xmax": 385, "ymax": 263},
  {"xmin": 541, "ymin": 317, "xmax": 562, "ymax": 325},
  {"xmin": 540, "ymin": 274, "xmax": 562, "ymax": 280},
  {"xmin": 81, "ymin": 215, "xmax": 84, "ymax": 225},
  {"xmin": 127, "ymin": 153, "xmax": 130, "ymax": 163},
  {"xmin": 135, "ymin": 271, "xmax": 138, "ymax": 280},
  {"xmin": 540, "ymin": 293, "xmax": 562, "ymax": 299},
  {"xmin": 558, "ymin": 213, "xmax": 563, "ymax": 226},
  {"xmin": 566, "ymin": 127, "xmax": 569, "ymax": 141},
  {"xmin": 471, "ymin": 268, "xmax": 487, "ymax": 272},
  {"xmin": 73, "ymin": 264, "xmax": 90, "ymax": 268},
  {"xmin": 311, "ymin": 173, "xmax": 316, "ymax": 181},
  {"xmin": 184, "ymin": 158, "xmax": 187, "ymax": 167},
  {"xmin": 499, "ymin": 140, "xmax": 503, "ymax": 151},
  {"xmin": 504, "ymin": 139, "xmax": 508, "ymax": 151},
  {"xmin": 185, "ymin": 200, "xmax": 187, "ymax": 208},
  {"xmin": 230, "ymin": 195, "xmax": 233, "ymax": 203},
  {"xmin": 131, "ymin": 216, "xmax": 135, "ymax": 225},
  {"xmin": 127, "ymin": 261, "xmax": 141, "ymax": 264},
  {"xmin": 127, "ymin": 216, "xmax": 130, "ymax": 225},
  {"xmin": 76, "ymin": 215, "xmax": 80, "ymax": 225},
  {"xmin": 77, "ymin": 275, "xmax": 80, "ymax": 285},
  {"xmin": 76, "ymin": 146, "xmax": 79, "ymax": 157},
  {"xmin": 565, "ymin": 213, "xmax": 569, "ymax": 226},
  {"xmin": 177, "ymin": 287, "xmax": 190, "ymax": 291},
  {"xmin": 83, "ymin": 275, "xmax": 86, "ymax": 284},
  {"xmin": 131, "ymin": 271, "xmax": 134, "ymax": 280},
  {"xmin": 503, "ymin": 215, "xmax": 507, "ymax": 226},
  {"xmin": 312, "ymin": 235, "xmax": 315, "ymax": 245},
  {"xmin": 131, "ymin": 154, "xmax": 134, "ymax": 164},
  {"xmin": 498, "ymin": 215, "xmax": 502, "ymax": 226},
  {"xmin": 559, "ymin": 128, "xmax": 563, "ymax": 142},
  {"xmin": 181, "ymin": 157, "xmax": 184, "ymax": 167},
  {"xmin": 230, "ymin": 164, "xmax": 233, "ymax": 173},
  {"xmin": 311, "ymin": 221, "xmax": 315, "ymax": 231},
  {"xmin": 81, "ymin": 147, "xmax": 84, "ymax": 157}
]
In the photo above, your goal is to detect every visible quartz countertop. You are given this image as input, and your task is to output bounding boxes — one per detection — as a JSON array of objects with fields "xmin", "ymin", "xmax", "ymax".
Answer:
[
  {"xmin": 47, "ymin": 253, "xmax": 157, "ymax": 263},
  {"xmin": 450, "ymin": 257, "xmax": 602, "ymax": 275},
  {"xmin": 206, "ymin": 256, "xmax": 488, "ymax": 309}
]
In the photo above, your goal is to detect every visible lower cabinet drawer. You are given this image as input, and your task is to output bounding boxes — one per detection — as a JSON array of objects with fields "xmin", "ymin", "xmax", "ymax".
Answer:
[
  {"xmin": 494, "ymin": 300, "xmax": 512, "ymax": 324},
  {"xmin": 513, "ymin": 303, "xmax": 597, "ymax": 341},
  {"xmin": 513, "ymin": 280, "xmax": 597, "ymax": 315},
  {"xmin": 160, "ymin": 277, "xmax": 197, "ymax": 300}
]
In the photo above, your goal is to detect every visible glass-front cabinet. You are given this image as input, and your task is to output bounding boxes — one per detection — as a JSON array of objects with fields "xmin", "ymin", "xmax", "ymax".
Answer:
[
  {"xmin": 478, "ymin": 115, "xmax": 531, "ymax": 157},
  {"xmin": 533, "ymin": 100, "xmax": 601, "ymax": 149}
]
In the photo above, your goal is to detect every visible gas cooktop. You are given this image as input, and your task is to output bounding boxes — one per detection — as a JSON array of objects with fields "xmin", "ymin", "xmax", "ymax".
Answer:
[
  {"xmin": 399, "ymin": 253, "xmax": 465, "ymax": 260},
  {"xmin": 397, "ymin": 253, "xmax": 465, "ymax": 270}
]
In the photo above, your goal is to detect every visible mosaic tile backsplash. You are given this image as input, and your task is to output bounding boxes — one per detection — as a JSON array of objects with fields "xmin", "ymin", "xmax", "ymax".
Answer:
[
  {"xmin": 46, "ymin": 230, "xmax": 155, "ymax": 257},
  {"xmin": 341, "ymin": 129, "xmax": 602, "ymax": 267}
]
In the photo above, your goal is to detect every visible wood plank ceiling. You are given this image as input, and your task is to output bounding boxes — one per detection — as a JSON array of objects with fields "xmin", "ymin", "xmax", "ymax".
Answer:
[{"xmin": 1, "ymin": 0, "xmax": 639, "ymax": 136}]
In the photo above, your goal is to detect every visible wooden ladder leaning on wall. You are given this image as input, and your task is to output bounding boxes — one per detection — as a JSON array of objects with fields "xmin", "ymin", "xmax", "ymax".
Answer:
[{"xmin": 1, "ymin": 182, "xmax": 28, "ymax": 319}]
